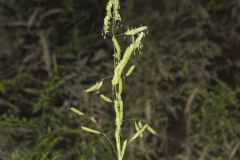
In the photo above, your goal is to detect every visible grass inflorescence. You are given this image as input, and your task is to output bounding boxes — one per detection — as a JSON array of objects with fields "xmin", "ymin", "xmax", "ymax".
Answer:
[{"xmin": 71, "ymin": 1, "xmax": 156, "ymax": 159}]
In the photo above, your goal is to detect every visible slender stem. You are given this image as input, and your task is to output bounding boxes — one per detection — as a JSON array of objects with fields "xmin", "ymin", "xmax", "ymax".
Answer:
[{"xmin": 84, "ymin": 115, "xmax": 118, "ymax": 157}]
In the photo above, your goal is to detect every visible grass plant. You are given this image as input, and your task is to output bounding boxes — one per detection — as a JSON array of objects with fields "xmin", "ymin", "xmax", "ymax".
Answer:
[{"xmin": 70, "ymin": 0, "xmax": 156, "ymax": 160}]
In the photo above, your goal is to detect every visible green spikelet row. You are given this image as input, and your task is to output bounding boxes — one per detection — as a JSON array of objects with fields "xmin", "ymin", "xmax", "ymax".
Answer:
[{"xmin": 103, "ymin": 0, "xmax": 121, "ymax": 36}]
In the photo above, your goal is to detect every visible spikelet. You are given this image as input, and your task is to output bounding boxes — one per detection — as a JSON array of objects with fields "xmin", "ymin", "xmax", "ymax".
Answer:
[
  {"xmin": 121, "ymin": 140, "xmax": 128, "ymax": 158},
  {"xmin": 114, "ymin": 99, "xmax": 122, "ymax": 157},
  {"xmin": 134, "ymin": 121, "xmax": 139, "ymax": 131},
  {"xmin": 70, "ymin": 107, "xmax": 85, "ymax": 116},
  {"xmin": 125, "ymin": 65, "xmax": 135, "ymax": 77},
  {"xmin": 103, "ymin": 0, "xmax": 122, "ymax": 35},
  {"xmin": 112, "ymin": 45, "xmax": 134, "ymax": 85},
  {"xmin": 129, "ymin": 124, "xmax": 147, "ymax": 143},
  {"xmin": 85, "ymin": 82, "xmax": 98, "ymax": 92},
  {"xmin": 100, "ymin": 94, "xmax": 113, "ymax": 103},
  {"xmin": 114, "ymin": 100, "xmax": 120, "ymax": 127},
  {"xmin": 133, "ymin": 32, "xmax": 144, "ymax": 50},
  {"xmin": 96, "ymin": 81, "xmax": 103, "ymax": 90},
  {"xmin": 106, "ymin": 0, "xmax": 113, "ymax": 17},
  {"xmin": 118, "ymin": 78, "xmax": 123, "ymax": 96},
  {"xmin": 113, "ymin": 0, "xmax": 121, "ymax": 21},
  {"xmin": 138, "ymin": 121, "xmax": 143, "ymax": 138},
  {"xmin": 119, "ymin": 99, "xmax": 123, "ymax": 126},
  {"xmin": 115, "ymin": 131, "xmax": 121, "ymax": 160},
  {"xmin": 138, "ymin": 121, "xmax": 143, "ymax": 128},
  {"xmin": 112, "ymin": 68, "xmax": 120, "ymax": 86},
  {"xmin": 103, "ymin": 0, "xmax": 114, "ymax": 35},
  {"xmin": 124, "ymin": 26, "xmax": 147, "ymax": 36},
  {"xmin": 112, "ymin": 32, "xmax": 145, "ymax": 85},
  {"xmin": 113, "ymin": 0, "xmax": 120, "ymax": 10},
  {"xmin": 85, "ymin": 81, "xmax": 103, "ymax": 93},
  {"xmin": 81, "ymin": 126, "xmax": 101, "ymax": 134},
  {"xmin": 147, "ymin": 125, "xmax": 157, "ymax": 135},
  {"xmin": 112, "ymin": 37, "xmax": 121, "ymax": 59},
  {"xmin": 90, "ymin": 116, "xmax": 97, "ymax": 124},
  {"xmin": 103, "ymin": 15, "xmax": 111, "ymax": 35}
]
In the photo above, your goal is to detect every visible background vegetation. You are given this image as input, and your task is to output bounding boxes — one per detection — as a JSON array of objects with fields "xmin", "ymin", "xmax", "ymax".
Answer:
[{"xmin": 0, "ymin": 0, "xmax": 240, "ymax": 159}]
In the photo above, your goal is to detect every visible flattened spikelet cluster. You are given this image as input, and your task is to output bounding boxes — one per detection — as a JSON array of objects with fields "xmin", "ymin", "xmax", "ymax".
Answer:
[
  {"xmin": 124, "ymin": 26, "xmax": 147, "ymax": 36},
  {"xmin": 103, "ymin": 0, "xmax": 121, "ymax": 36},
  {"xmin": 103, "ymin": 1, "xmax": 113, "ymax": 34},
  {"xmin": 112, "ymin": 31, "xmax": 146, "ymax": 86},
  {"xmin": 113, "ymin": 0, "xmax": 121, "ymax": 21}
]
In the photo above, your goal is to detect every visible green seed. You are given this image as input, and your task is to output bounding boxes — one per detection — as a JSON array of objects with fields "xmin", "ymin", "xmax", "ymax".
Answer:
[
  {"xmin": 124, "ymin": 26, "xmax": 147, "ymax": 36},
  {"xmin": 125, "ymin": 65, "xmax": 135, "ymax": 77},
  {"xmin": 85, "ymin": 81, "xmax": 103, "ymax": 93}
]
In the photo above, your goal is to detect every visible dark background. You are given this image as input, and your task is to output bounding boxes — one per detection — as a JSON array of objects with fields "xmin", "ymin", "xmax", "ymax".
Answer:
[{"xmin": 0, "ymin": 0, "xmax": 240, "ymax": 159}]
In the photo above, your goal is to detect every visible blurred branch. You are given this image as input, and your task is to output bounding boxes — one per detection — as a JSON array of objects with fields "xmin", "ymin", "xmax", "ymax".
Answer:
[
  {"xmin": 39, "ymin": 31, "xmax": 52, "ymax": 78},
  {"xmin": 1, "ymin": 8, "xmax": 64, "ymax": 28},
  {"xmin": 0, "ymin": 99, "xmax": 19, "ymax": 112}
]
